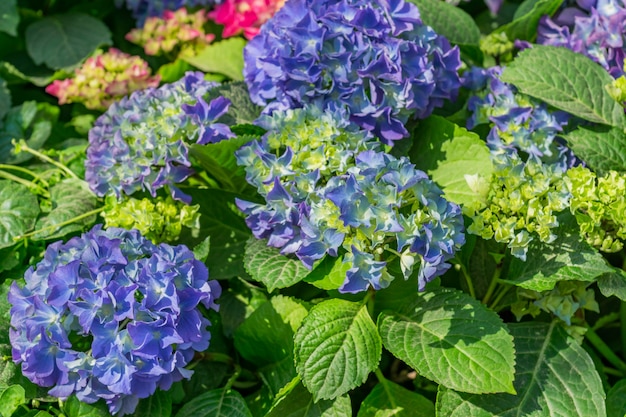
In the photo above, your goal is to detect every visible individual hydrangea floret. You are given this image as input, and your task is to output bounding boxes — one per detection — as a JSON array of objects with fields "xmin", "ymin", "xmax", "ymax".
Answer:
[
  {"xmin": 464, "ymin": 66, "xmax": 575, "ymax": 169},
  {"xmin": 243, "ymin": 0, "xmax": 462, "ymax": 144},
  {"xmin": 236, "ymin": 106, "xmax": 465, "ymax": 291},
  {"xmin": 537, "ymin": 0, "xmax": 626, "ymax": 77},
  {"xmin": 102, "ymin": 195, "xmax": 200, "ymax": 243},
  {"xmin": 126, "ymin": 8, "xmax": 215, "ymax": 56},
  {"xmin": 208, "ymin": 0, "xmax": 285, "ymax": 39},
  {"xmin": 565, "ymin": 165, "xmax": 626, "ymax": 252},
  {"xmin": 85, "ymin": 71, "xmax": 234, "ymax": 202},
  {"xmin": 8, "ymin": 225, "xmax": 221, "ymax": 416},
  {"xmin": 607, "ymin": 59, "xmax": 626, "ymax": 106},
  {"xmin": 115, "ymin": 0, "xmax": 218, "ymax": 26},
  {"xmin": 45, "ymin": 48, "xmax": 161, "ymax": 111},
  {"xmin": 466, "ymin": 153, "xmax": 571, "ymax": 261}
]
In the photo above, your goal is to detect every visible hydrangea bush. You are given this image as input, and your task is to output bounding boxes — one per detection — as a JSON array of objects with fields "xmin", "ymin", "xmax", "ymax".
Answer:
[{"xmin": 4, "ymin": 0, "xmax": 626, "ymax": 416}]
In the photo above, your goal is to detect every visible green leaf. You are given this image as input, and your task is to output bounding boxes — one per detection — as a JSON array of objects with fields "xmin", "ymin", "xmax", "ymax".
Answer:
[
  {"xmin": 410, "ymin": 116, "xmax": 493, "ymax": 207},
  {"xmin": 193, "ymin": 236, "xmax": 211, "ymax": 263},
  {"xmin": 182, "ymin": 38, "xmax": 246, "ymax": 81},
  {"xmin": 606, "ymin": 379, "xmax": 626, "ymax": 417},
  {"xmin": 219, "ymin": 278, "xmax": 268, "ymax": 337},
  {"xmin": 157, "ymin": 59, "xmax": 193, "ymax": 83},
  {"xmin": 32, "ymin": 179, "xmax": 98, "ymax": 241},
  {"xmin": 505, "ymin": 214, "xmax": 614, "ymax": 291},
  {"xmin": 294, "ymin": 299, "xmax": 382, "ymax": 401},
  {"xmin": 243, "ymin": 238, "xmax": 311, "ymax": 292},
  {"xmin": 189, "ymin": 136, "xmax": 254, "ymax": 193},
  {"xmin": 0, "ymin": 385, "xmax": 25, "ymax": 417},
  {"xmin": 259, "ymin": 356, "xmax": 298, "ymax": 398},
  {"xmin": 597, "ymin": 269, "xmax": 626, "ymax": 302},
  {"xmin": 378, "ymin": 287, "xmax": 515, "ymax": 394},
  {"xmin": 501, "ymin": 45, "xmax": 624, "ymax": 126},
  {"xmin": 235, "ymin": 295, "xmax": 309, "ymax": 366},
  {"xmin": 493, "ymin": 0, "xmax": 563, "ymax": 41},
  {"xmin": 266, "ymin": 382, "xmax": 352, "ymax": 417},
  {"xmin": 406, "ymin": 0, "xmax": 480, "ymax": 46},
  {"xmin": 436, "ymin": 322, "xmax": 606, "ymax": 417},
  {"xmin": 303, "ymin": 255, "xmax": 350, "ymax": 291},
  {"xmin": 185, "ymin": 188, "xmax": 251, "ymax": 279},
  {"xmin": 25, "ymin": 12, "xmax": 112, "ymax": 70},
  {"xmin": 357, "ymin": 378, "xmax": 435, "ymax": 417},
  {"xmin": 0, "ymin": 0, "xmax": 18, "ymax": 37},
  {"xmin": 135, "ymin": 390, "xmax": 172, "ymax": 417},
  {"xmin": 63, "ymin": 395, "xmax": 110, "ymax": 417},
  {"xmin": 564, "ymin": 125, "xmax": 626, "ymax": 173},
  {"xmin": 0, "ymin": 181, "xmax": 39, "ymax": 249},
  {"xmin": 0, "ymin": 78, "xmax": 10, "ymax": 120},
  {"xmin": 175, "ymin": 389, "xmax": 253, "ymax": 417},
  {"xmin": 205, "ymin": 81, "xmax": 263, "ymax": 125}
]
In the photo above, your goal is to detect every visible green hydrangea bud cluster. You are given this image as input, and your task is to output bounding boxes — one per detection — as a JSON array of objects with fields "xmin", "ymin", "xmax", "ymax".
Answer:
[
  {"xmin": 606, "ymin": 59, "xmax": 626, "ymax": 107},
  {"xmin": 511, "ymin": 281, "xmax": 599, "ymax": 342},
  {"xmin": 479, "ymin": 32, "xmax": 514, "ymax": 62},
  {"xmin": 565, "ymin": 165, "xmax": 626, "ymax": 252},
  {"xmin": 102, "ymin": 195, "xmax": 200, "ymax": 243},
  {"xmin": 466, "ymin": 154, "xmax": 570, "ymax": 260}
]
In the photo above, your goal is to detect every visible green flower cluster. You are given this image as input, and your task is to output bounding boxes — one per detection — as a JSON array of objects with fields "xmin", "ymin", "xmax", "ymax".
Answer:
[
  {"xmin": 511, "ymin": 281, "xmax": 599, "ymax": 341},
  {"xmin": 606, "ymin": 61, "xmax": 626, "ymax": 107},
  {"xmin": 565, "ymin": 165, "xmax": 626, "ymax": 252},
  {"xmin": 466, "ymin": 154, "xmax": 570, "ymax": 260},
  {"xmin": 102, "ymin": 195, "xmax": 200, "ymax": 243}
]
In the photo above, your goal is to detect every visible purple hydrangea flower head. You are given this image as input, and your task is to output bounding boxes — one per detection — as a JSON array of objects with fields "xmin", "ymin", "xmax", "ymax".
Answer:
[
  {"xmin": 464, "ymin": 66, "xmax": 578, "ymax": 170},
  {"xmin": 236, "ymin": 106, "xmax": 465, "ymax": 291},
  {"xmin": 86, "ymin": 71, "xmax": 234, "ymax": 203},
  {"xmin": 8, "ymin": 225, "xmax": 220, "ymax": 416},
  {"xmin": 243, "ymin": 0, "xmax": 462, "ymax": 144},
  {"xmin": 537, "ymin": 0, "xmax": 626, "ymax": 77},
  {"xmin": 115, "ymin": 0, "xmax": 218, "ymax": 26}
]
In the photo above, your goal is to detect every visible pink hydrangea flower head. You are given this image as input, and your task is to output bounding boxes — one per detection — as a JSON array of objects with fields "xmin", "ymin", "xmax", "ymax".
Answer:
[
  {"xmin": 208, "ymin": 0, "xmax": 286, "ymax": 40},
  {"xmin": 45, "ymin": 48, "xmax": 160, "ymax": 111},
  {"xmin": 126, "ymin": 7, "xmax": 215, "ymax": 56}
]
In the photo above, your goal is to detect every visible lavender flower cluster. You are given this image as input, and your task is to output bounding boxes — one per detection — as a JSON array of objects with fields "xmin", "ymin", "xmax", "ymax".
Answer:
[
  {"xmin": 537, "ymin": 0, "xmax": 626, "ymax": 77},
  {"xmin": 85, "ymin": 71, "xmax": 234, "ymax": 203},
  {"xmin": 115, "ymin": 0, "xmax": 218, "ymax": 26},
  {"xmin": 8, "ymin": 225, "xmax": 221, "ymax": 416},
  {"xmin": 236, "ymin": 107, "xmax": 465, "ymax": 292},
  {"xmin": 464, "ymin": 66, "xmax": 575, "ymax": 169},
  {"xmin": 243, "ymin": 0, "xmax": 462, "ymax": 144}
]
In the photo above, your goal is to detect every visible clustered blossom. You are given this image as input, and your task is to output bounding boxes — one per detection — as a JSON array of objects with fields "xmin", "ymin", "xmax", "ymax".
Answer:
[
  {"xmin": 243, "ymin": 0, "xmax": 462, "ymax": 144},
  {"xmin": 45, "ymin": 48, "xmax": 160, "ymax": 111},
  {"xmin": 115, "ymin": 0, "xmax": 217, "ymax": 26},
  {"xmin": 464, "ymin": 66, "xmax": 574, "ymax": 169},
  {"xmin": 236, "ymin": 107, "xmax": 465, "ymax": 292},
  {"xmin": 208, "ymin": 0, "xmax": 285, "ymax": 39},
  {"xmin": 8, "ymin": 225, "xmax": 221, "ymax": 416},
  {"xmin": 565, "ymin": 165, "xmax": 626, "ymax": 252},
  {"xmin": 85, "ymin": 71, "xmax": 234, "ymax": 202},
  {"xmin": 466, "ymin": 154, "xmax": 571, "ymax": 261},
  {"xmin": 127, "ymin": 8, "xmax": 215, "ymax": 56},
  {"xmin": 102, "ymin": 195, "xmax": 200, "ymax": 243},
  {"xmin": 537, "ymin": 0, "xmax": 626, "ymax": 77}
]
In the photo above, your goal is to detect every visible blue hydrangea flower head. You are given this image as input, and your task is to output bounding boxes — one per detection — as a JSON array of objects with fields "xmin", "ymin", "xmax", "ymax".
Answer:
[
  {"xmin": 86, "ymin": 71, "xmax": 234, "ymax": 203},
  {"xmin": 537, "ymin": 0, "xmax": 626, "ymax": 77},
  {"xmin": 115, "ymin": 0, "xmax": 218, "ymax": 26},
  {"xmin": 464, "ymin": 66, "xmax": 578, "ymax": 170},
  {"xmin": 243, "ymin": 0, "xmax": 462, "ymax": 144},
  {"xmin": 236, "ymin": 106, "xmax": 465, "ymax": 291},
  {"xmin": 9, "ymin": 225, "xmax": 221, "ymax": 416}
]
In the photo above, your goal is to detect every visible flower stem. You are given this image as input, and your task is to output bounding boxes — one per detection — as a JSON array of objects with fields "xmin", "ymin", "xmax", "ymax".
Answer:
[
  {"xmin": 585, "ymin": 326, "xmax": 626, "ymax": 373},
  {"xmin": 452, "ymin": 257, "xmax": 475, "ymax": 299},
  {"xmin": 482, "ymin": 266, "xmax": 502, "ymax": 305},
  {"xmin": 12, "ymin": 139, "xmax": 78, "ymax": 179},
  {"xmin": 0, "ymin": 164, "xmax": 50, "ymax": 187},
  {"xmin": 16, "ymin": 207, "xmax": 104, "ymax": 240},
  {"xmin": 0, "ymin": 170, "xmax": 49, "ymax": 198}
]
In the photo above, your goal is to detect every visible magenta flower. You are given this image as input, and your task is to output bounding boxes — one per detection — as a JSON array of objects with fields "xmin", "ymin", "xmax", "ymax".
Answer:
[{"xmin": 208, "ymin": 0, "xmax": 285, "ymax": 39}]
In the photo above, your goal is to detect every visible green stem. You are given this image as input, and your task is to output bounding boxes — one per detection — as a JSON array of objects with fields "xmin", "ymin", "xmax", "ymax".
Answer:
[
  {"xmin": 0, "ymin": 164, "xmax": 50, "ymax": 187},
  {"xmin": 0, "ymin": 170, "xmax": 49, "ymax": 197},
  {"xmin": 13, "ymin": 139, "xmax": 78, "ymax": 179},
  {"xmin": 224, "ymin": 363, "xmax": 242, "ymax": 390},
  {"xmin": 621, "ymin": 302, "xmax": 626, "ymax": 357},
  {"xmin": 453, "ymin": 258, "xmax": 475, "ymax": 299},
  {"xmin": 489, "ymin": 283, "xmax": 512, "ymax": 310},
  {"xmin": 586, "ymin": 326, "xmax": 626, "ymax": 373},
  {"xmin": 482, "ymin": 266, "xmax": 502, "ymax": 305},
  {"xmin": 16, "ymin": 207, "xmax": 104, "ymax": 240},
  {"xmin": 603, "ymin": 366, "xmax": 625, "ymax": 377}
]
